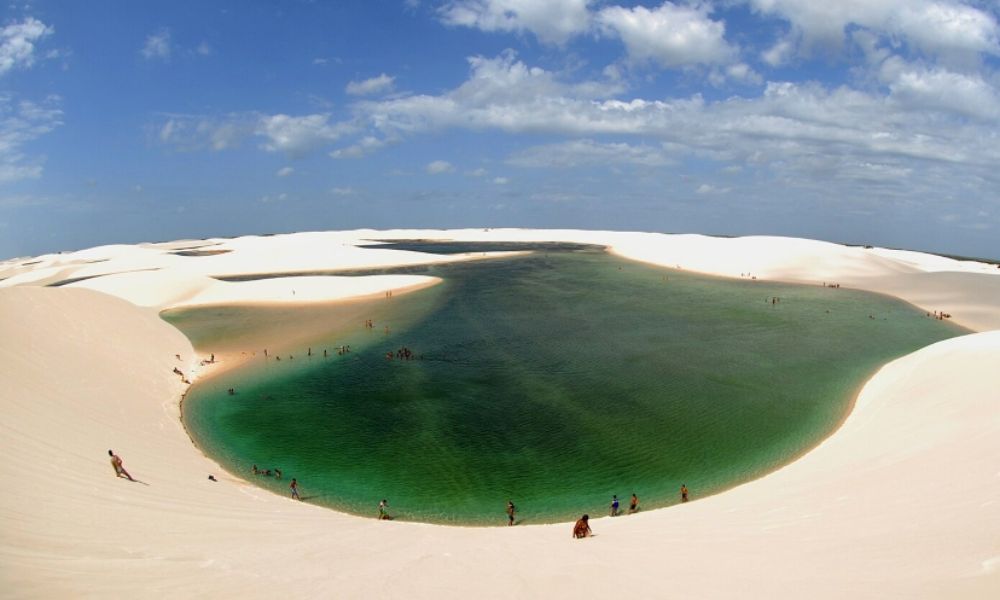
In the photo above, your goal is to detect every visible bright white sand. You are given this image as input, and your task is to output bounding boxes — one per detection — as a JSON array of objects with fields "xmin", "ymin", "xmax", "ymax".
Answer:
[{"xmin": 1, "ymin": 229, "xmax": 998, "ymax": 598}]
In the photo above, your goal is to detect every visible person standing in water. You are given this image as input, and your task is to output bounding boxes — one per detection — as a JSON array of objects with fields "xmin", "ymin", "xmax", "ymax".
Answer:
[
  {"xmin": 506, "ymin": 500, "xmax": 516, "ymax": 526},
  {"xmin": 629, "ymin": 493, "xmax": 639, "ymax": 514},
  {"xmin": 290, "ymin": 478, "xmax": 301, "ymax": 500},
  {"xmin": 378, "ymin": 499, "xmax": 389, "ymax": 520},
  {"xmin": 681, "ymin": 484, "xmax": 689, "ymax": 503},
  {"xmin": 610, "ymin": 494, "xmax": 620, "ymax": 516}
]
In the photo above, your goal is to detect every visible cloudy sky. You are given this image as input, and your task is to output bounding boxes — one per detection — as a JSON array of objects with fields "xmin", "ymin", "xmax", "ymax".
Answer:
[{"xmin": 1, "ymin": 1, "xmax": 999, "ymax": 259}]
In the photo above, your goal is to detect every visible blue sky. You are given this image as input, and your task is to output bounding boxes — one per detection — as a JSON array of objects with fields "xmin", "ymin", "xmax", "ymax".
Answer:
[{"xmin": 2, "ymin": 0, "xmax": 999, "ymax": 260}]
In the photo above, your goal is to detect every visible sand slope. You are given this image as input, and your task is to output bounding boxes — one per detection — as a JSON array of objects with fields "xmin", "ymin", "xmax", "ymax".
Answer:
[{"xmin": 1, "ymin": 230, "xmax": 998, "ymax": 598}]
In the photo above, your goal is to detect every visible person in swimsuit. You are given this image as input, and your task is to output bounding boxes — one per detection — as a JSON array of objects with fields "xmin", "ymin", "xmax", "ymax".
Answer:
[
  {"xmin": 290, "ymin": 478, "xmax": 301, "ymax": 500},
  {"xmin": 629, "ymin": 493, "xmax": 639, "ymax": 514},
  {"xmin": 506, "ymin": 500, "xmax": 516, "ymax": 526},
  {"xmin": 108, "ymin": 450, "xmax": 134, "ymax": 481},
  {"xmin": 681, "ymin": 484, "xmax": 689, "ymax": 502},
  {"xmin": 378, "ymin": 499, "xmax": 388, "ymax": 520},
  {"xmin": 610, "ymin": 494, "xmax": 620, "ymax": 516},
  {"xmin": 573, "ymin": 514, "xmax": 592, "ymax": 538}
]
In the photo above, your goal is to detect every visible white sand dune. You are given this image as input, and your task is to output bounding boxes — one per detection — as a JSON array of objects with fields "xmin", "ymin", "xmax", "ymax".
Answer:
[{"xmin": 1, "ymin": 230, "xmax": 998, "ymax": 598}]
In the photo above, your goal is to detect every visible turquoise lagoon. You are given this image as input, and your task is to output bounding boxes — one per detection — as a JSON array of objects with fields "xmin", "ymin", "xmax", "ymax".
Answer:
[{"xmin": 164, "ymin": 243, "xmax": 965, "ymax": 525}]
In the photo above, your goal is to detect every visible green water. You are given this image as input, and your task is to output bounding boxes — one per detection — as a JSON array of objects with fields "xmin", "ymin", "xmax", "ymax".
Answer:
[{"xmin": 165, "ymin": 244, "xmax": 965, "ymax": 525}]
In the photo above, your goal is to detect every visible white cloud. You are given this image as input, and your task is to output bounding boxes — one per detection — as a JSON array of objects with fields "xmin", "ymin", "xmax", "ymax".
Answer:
[
  {"xmin": 330, "ymin": 135, "xmax": 390, "ymax": 159},
  {"xmin": 508, "ymin": 139, "xmax": 673, "ymax": 168},
  {"xmin": 597, "ymin": 2, "xmax": 736, "ymax": 68},
  {"xmin": 882, "ymin": 61, "xmax": 1000, "ymax": 121},
  {"xmin": 0, "ymin": 94, "xmax": 62, "ymax": 183},
  {"xmin": 426, "ymin": 160, "xmax": 455, "ymax": 174},
  {"xmin": 493, "ymin": 176, "xmax": 509, "ymax": 184},
  {"xmin": 0, "ymin": 17, "xmax": 53, "ymax": 76},
  {"xmin": 696, "ymin": 183, "xmax": 730, "ymax": 194},
  {"xmin": 726, "ymin": 63, "xmax": 762, "ymax": 84},
  {"xmin": 710, "ymin": 62, "xmax": 764, "ymax": 86},
  {"xmin": 895, "ymin": 2, "xmax": 1000, "ymax": 58},
  {"xmin": 761, "ymin": 37, "xmax": 794, "ymax": 67},
  {"xmin": 340, "ymin": 49, "xmax": 1000, "ymax": 219},
  {"xmin": 159, "ymin": 119, "xmax": 177, "ymax": 143},
  {"xmin": 256, "ymin": 113, "xmax": 355, "ymax": 156},
  {"xmin": 439, "ymin": 0, "xmax": 594, "ymax": 45},
  {"xmin": 276, "ymin": 166, "xmax": 294, "ymax": 177},
  {"xmin": 748, "ymin": 0, "xmax": 1000, "ymax": 60},
  {"xmin": 353, "ymin": 51, "xmax": 624, "ymax": 137},
  {"xmin": 331, "ymin": 186, "xmax": 356, "ymax": 196},
  {"xmin": 259, "ymin": 192, "xmax": 288, "ymax": 203},
  {"xmin": 141, "ymin": 29, "xmax": 171, "ymax": 61},
  {"xmin": 346, "ymin": 73, "xmax": 396, "ymax": 96},
  {"xmin": 156, "ymin": 112, "xmax": 358, "ymax": 156},
  {"xmin": 467, "ymin": 167, "xmax": 488, "ymax": 176},
  {"xmin": 196, "ymin": 41, "xmax": 212, "ymax": 56}
]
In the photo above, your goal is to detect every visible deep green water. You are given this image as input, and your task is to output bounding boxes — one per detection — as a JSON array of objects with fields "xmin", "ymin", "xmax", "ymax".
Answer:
[{"xmin": 165, "ymin": 244, "xmax": 965, "ymax": 525}]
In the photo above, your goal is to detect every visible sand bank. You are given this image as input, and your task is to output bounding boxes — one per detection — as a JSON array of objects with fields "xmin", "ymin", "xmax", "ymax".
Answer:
[{"xmin": 1, "ymin": 230, "xmax": 998, "ymax": 598}]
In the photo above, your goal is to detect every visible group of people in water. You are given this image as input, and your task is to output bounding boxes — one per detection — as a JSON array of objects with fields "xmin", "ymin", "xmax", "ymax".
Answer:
[
  {"xmin": 251, "ymin": 464, "xmax": 302, "ymax": 501},
  {"xmin": 251, "ymin": 464, "xmax": 282, "ymax": 479},
  {"xmin": 386, "ymin": 346, "xmax": 419, "ymax": 360}
]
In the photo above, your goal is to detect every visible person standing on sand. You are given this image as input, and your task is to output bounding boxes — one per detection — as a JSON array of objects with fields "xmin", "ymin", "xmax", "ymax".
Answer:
[
  {"xmin": 507, "ymin": 500, "xmax": 516, "ymax": 526},
  {"xmin": 610, "ymin": 494, "xmax": 620, "ymax": 516},
  {"xmin": 573, "ymin": 514, "xmax": 592, "ymax": 538},
  {"xmin": 108, "ymin": 450, "xmax": 134, "ymax": 481},
  {"xmin": 290, "ymin": 478, "xmax": 301, "ymax": 500},
  {"xmin": 681, "ymin": 484, "xmax": 689, "ymax": 503}
]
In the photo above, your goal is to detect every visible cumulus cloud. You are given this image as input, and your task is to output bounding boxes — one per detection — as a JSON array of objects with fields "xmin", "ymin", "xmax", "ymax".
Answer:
[
  {"xmin": 155, "ymin": 114, "xmax": 256, "ymax": 151},
  {"xmin": 881, "ymin": 60, "xmax": 1000, "ymax": 121},
  {"xmin": 0, "ymin": 94, "xmax": 63, "ymax": 183},
  {"xmin": 141, "ymin": 29, "xmax": 171, "ymax": 61},
  {"xmin": 339, "ymin": 49, "xmax": 1000, "ymax": 215},
  {"xmin": 0, "ymin": 17, "xmax": 53, "ymax": 76},
  {"xmin": 710, "ymin": 62, "xmax": 764, "ymax": 86},
  {"xmin": 761, "ymin": 37, "xmax": 794, "ymax": 67},
  {"xmin": 696, "ymin": 183, "xmax": 731, "ymax": 194},
  {"xmin": 346, "ymin": 73, "xmax": 396, "ymax": 96},
  {"xmin": 493, "ymin": 176, "xmax": 508, "ymax": 184},
  {"xmin": 276, "ymin": 166, "xmax": 294, "ymax": 177},
  {"xmin": 155, "ymin": 112, "xmax": 358, "ymax": 156},
  {"xmin": 597, "ymin": 2, "xmax": 736, "ymax": 68},
  {"xmin": 748, "ymin": 0, "xmax": 1000, "ymax": 60},
  {"xmin": 259, "ymin": 192, "xmax": 288, "ymax": 203},
  {"xmin": 351, "ymin": 50, "xmax": 624, "ymax": 137},
  {"xmin": 508, "ymin": 139, "xmax": 673, "ymax": 168},
  {"xmin": 256, "ymin": 113, "xmax": 356, "ymax": 156},
  {"xmin": 330, "ymin": 135, "xmax": 391, "ymax": 159},
  {"xmin": 426, "ymin": 160, "xmax": 455, "ymax": 174},
  {"xmin": 439, "ymin": 0, "xmax": 594, "ymax": 45}
]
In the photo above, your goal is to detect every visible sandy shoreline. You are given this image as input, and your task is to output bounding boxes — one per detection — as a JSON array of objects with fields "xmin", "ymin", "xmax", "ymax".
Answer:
[{"xmin": 2, "ymin": 229, "xmax": 998, "ymax": 598}]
